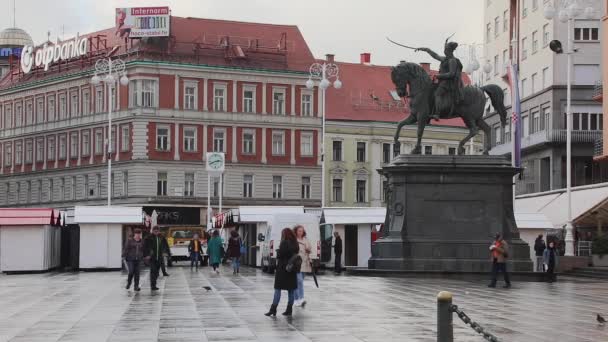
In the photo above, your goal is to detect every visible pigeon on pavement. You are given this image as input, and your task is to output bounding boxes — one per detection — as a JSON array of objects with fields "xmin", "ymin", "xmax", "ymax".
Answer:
[
  {"xmin": 203, "ymin": 286, "xmax": 212, "ymax": 291},
  {"xmin": 597, "ymin": 314, "xmax": 606, "ymax": 324}
]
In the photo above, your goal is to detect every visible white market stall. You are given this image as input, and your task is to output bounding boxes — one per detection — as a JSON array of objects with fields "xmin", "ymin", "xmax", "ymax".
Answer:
[
  {"xmin": 73, "ymin": 206, "xmax": 143, "ymax": 270},
  {"xmin": 0, "ymin": 208, "xmax": 62, "ymax": 273}
]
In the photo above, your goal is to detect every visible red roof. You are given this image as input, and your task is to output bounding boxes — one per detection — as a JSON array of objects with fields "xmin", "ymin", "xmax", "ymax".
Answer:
[
  {"xmin": 0, "ymin": 16, "xmax": 315, "ymax": 89},
  {"xmin": 325, "ymin": 60, "xmax": 471, "ymax": 128},
  {"xmin": 0, "ymin": 208, "xmax": 58, "ymax": 225}
]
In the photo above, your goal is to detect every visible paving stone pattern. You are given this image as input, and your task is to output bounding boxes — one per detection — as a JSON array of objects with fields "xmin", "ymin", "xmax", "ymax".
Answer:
[{"xmin": 1, "ymin": 266, "xmax": 608, "ymax": 341}]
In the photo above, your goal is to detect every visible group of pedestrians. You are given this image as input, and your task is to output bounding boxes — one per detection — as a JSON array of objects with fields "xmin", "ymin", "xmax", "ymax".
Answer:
[{"xmin": 534, "ymin": 234, "xmax": 559, "ymax": 282}]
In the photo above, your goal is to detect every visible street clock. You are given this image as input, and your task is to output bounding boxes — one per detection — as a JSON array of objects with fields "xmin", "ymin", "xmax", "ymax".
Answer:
[{"xmin": 206, "ymin": 152, "xmax": 225, "ymax": 173}]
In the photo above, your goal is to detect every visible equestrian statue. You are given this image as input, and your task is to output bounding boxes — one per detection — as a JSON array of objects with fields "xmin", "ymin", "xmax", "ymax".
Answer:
[{"xmin": 388, "ymin": 36, "xmax": 507, "ymax": 155}]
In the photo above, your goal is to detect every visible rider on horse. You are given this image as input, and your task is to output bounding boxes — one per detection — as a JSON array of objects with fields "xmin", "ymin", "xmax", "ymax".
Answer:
[{"xmin": 416, "ymin": 40, "xmax": 464, "ymax": 120}]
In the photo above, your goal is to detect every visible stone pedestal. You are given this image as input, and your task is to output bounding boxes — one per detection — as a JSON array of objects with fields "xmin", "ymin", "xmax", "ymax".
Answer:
[{"xmin": 369, "ymin": 155, "xmax": 532, "ymax": 272}]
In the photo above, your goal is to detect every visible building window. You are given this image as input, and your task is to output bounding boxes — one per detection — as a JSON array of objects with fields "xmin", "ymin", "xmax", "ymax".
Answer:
[
  {"xmin": 4, "ymin": 106, "xmax": 11, "ymax": 128},
  {"xmin": 332, "ymin": 179, "xmax": 343, "ymax": 202},
  {"xmin": 47, "ymin": 96, "xmax": 55, "ymax": 121},
  {"xmin": 521, "ymin": 78, "xmax": 527, "ymax": 97},
  {"xmin": 156, "ymin": 126, "xmax": 170, "ymax": 151},
  {"xmin": 25, "ymin": 140, "xmax": 33, "ymax": 163},
  {"xmin": 184, "ymin": 83, "xmax": 197, "ymax": 110},
  {"xmin": 301, "ymin": 176, "xmax": 311, "ymax": 199},
  {"xmin": 531, "ymin": 110, "xmax": 540, "ymax": 134},
  {"xmin": 110, "ymin": 86, "xmax": 117, "ymax": 111},
  {"xmin": 242, "ymin": 129, "xmax": 255, "ymax": 154},
  {"xmin": 183, "ymin": 126, "xmax": 197, "ymax": 152},
  {"xmin": 448, "ymin": 147, "xmax": 457, "ymax": 155},
  {"xmin": 543, "ymin": 24, "xmax": 550, "ymax": 46},
  {"xmin": 213, "ymin": 128, "xmax": 226, "ymax": 152},
  {"xmin": 493, "ymin": 55, "xmax": 499, "ymax": 76},
  {"xmin": 59, "ymin": 177, "xmax": 65, "ymax": 201},
  {"xmin": 383, "ymin": 143, "xmax": 391, "ymax": 163},
  {"xmin": 157, "ymin": 172, "xmax": 167, "ymax": 196},
  {"xmin": 522, "ymin": 115, "xmax": 530, "ymax": 137},
  {"xmin": 502, "ymin": 49, "xmax": 508, "ymax": 73},
  {"xmin": 96, "ymin": 174, "xmax": 102, "ymax": 198},
  {"xmin": 494, "ymin": 17, "xmax": 500, "ymax": 37},
  {"xmin": 486, "ymin": 22, "xmax": 491, "ymax": 42},
  {"xmin": 574, "ymin": 27, "xmax": 599, "ymax": 41},
  {"xmin": 332, "ymin": 140, "xmax": 342, "ymax": 161},
  {"xmin": 95, "ymin": 87, "xmax": 104, "ymax": 113},
  {"xmin": 243, "ymin": 175, "xmax": 253, "ymax": 198},
  {"xmin": 424, "ymin": 146, "xmax": 433, "ymax": 155},
  {"xmin": 59, "ymin": 135, "xmax": 67, "ymax": 159},
  {"xmin": 83, "ymin": 90, "xmax": 90, "ymax": 115},
  {"xmin": 70, "ymin": 133, "xmax": 78, "ymax": 158},
  {"xmin": 521, "ymin": 37, "xmax": 528, "ymax": 60},
  {"xmin": 542, "ymin": 67, "xmax": 549, "ymax": 88},
  {"xmin": 184, "ymin": 173, "xmax": 195, "ymax": 197},
  {"xmin": 531, "ymin": 73, "xmax": 537, "ymax": 94},
  {"xmin": 48, "ymin": 179, "xmax": 53, "ymax": 202},
  {"xmin": 121, "ymin": 126, "xmax": 129, "ymax": 152},
  {"xmin": 494, "ymin": 126, "xmax": 501, "ymax": 145},
  {"xmin": 213, "ymin": 85, "xmax": 226, "ymax": 112},
  {"xmin": 356, "ymin": 142, "xmax": 366, "ymax": 162},
  {"xmin": 36, "ymin": 140, "xmax": 44, "ymax": 162},
  {"xmin": 356, "ymin": 180, "xmax": 367, "ymax": 203},
  {"xmin": 58, "ymin": 95, "xmax": 66, "ymax": 119},
  {"xmin": 71, "ymin": 176, "xmax": 76, "ymax": 200},
  {"xmin": 95, "ymin": 131, "xmax": 103, "ymax": 155},
  {"xmin": 48, "ymin": 137, "xmax": 55, "ymax": 160},
  {"xmin": 301, "ymin": 132, "xmax": 313, "ymax": 156},
  {"xmin": 15, "ymin": 103, "xmax": 22, "ymax": 127},
  {"xmin": 272, "ymin": 176, "xmax": 283, "ymax": 199},
  {"xmin": 71, "ymin": 93, "xmax": 79, "ymax": 117},
  {"xmin": 122, "ymin": 171, "xmax": 128, "ymax": 197},
  {"xmin": 273, "ymin": 89, "xmax": 286, "ymax": 115},
  {"xmin": 4, "ymin": 145, "xmax": 11, "ymax": 166},
  {"xmin": 15, "ymin": 142, "xmax": 22, "ymax": 165},
  {"xmin": 25, "ymin": 102, "xmax": 33, "ymax": 125},
  {"xmin": 301, "ymin": 93, "xmax": 312, "ymax": 117},
  {"xmin": 532, "ymin": 31, "xmax": 538, "ymax": 54},
  {"xmin": 243, "ymin": 87, "xmax": 255, "ymax": 113},
  {"xmin": 503, "ymin": 10, "xmax": 509, "ymax": 32},
  {"xmin": 130, "ymin": 79, "xmax": 157, "ymax": 107},
  {"xmin": 36, "ymin": 98, "xmax": 44, "ymax": 123},
  {"xmin": 84, "ymin": 175, "xmax": 89, "ymax": 198},
  {"xmin": 532, "ymin": 0, "xmax": 538, "ymax": 10},
  {"xmin": 272, "ymin": 130, "xmax": 285, "ymax": 155},
  {"xmin": 522, "ymin": 0, "xmax": 528, "ymax": 17},
  {"xmin": 504, "ymin": 123, "xmax": 511, "ymax": 143}
]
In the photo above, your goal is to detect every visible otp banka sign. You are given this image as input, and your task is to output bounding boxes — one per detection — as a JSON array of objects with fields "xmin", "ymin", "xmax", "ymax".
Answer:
[{"xmin": 20, "ymin": 34, "xmax": 88, "ymax": 74}]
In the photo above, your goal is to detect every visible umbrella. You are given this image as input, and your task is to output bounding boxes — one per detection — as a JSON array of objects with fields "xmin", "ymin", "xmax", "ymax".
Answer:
[{"xmin": 311, "ymin": 262, "xmax": 319, "ymax": 288}]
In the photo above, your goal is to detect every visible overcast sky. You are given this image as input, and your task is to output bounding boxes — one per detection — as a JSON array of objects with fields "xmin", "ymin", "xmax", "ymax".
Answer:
[{"xmin": 1, "ymin": 0, "xmax": 483, "ymax": 67}]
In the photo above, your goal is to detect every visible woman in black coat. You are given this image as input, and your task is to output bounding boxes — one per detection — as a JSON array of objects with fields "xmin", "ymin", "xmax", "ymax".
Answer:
[{"xmin": 265, "ymin": 228, "xmax": 299, "ymax": 317}]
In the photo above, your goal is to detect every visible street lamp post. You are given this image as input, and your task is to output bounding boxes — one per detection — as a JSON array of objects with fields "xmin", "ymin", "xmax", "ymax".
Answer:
[
  {"xmin": 91, "ymin": 58, "xmax": 129, "ymax": 206},
  {"xmin": 306, "ymin": 61, "xmax": 342, "ymax": 208},
  {"xmin": 544, "ymin": 1, "xmax": 596, "ymax": 256}
]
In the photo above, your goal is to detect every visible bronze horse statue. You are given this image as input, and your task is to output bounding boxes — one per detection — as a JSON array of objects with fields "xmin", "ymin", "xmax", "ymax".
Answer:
[{"xmin": 390, "ymin": 62, "xmax": 507, "ymax": 155}]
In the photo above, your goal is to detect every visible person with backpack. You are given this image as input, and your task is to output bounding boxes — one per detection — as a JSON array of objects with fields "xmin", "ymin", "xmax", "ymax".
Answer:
[
  {"xmin": 208, "ymin": 229, "xmax": 223, "ymax": 274},
  {"xmin": 293, "ymin": 225, "xmax": 311, "ymax": 307},
  {"xmin": 227, "ymin": 230, "xmax": 242, "ymax": 275},
  {"xmin": 265, "ymin": 228, "xmax": 300, "ymax": 317}
]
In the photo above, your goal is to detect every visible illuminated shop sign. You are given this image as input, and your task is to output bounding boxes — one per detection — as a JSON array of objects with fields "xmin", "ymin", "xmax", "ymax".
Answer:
[{"xmin": 20, "ymin": 34, "xmax": 88, "ymax": 74}]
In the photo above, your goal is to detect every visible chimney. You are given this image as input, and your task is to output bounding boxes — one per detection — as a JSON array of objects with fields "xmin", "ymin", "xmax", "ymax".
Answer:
[
  {"xmin": 360, "ymin": 52, "xmax": 371, "ymax": 65},
  {"xmin": 419, "ymin": 62, "xmax": 431, "ymax": 72},
  {"xmin": 325, "ymin": 54, "xmax": 335, "ymax": 63}
]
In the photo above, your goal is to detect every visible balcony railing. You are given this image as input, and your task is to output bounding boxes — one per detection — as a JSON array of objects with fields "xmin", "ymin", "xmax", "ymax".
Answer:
[
  {"xmin": 490, "ymin": 129, "xmax": 602, "ymax": 155},
  {"xmin": 593, "ymin": 81, "xmax": 603, "ymax": 100},
  {"xmin": 594, "ymin": 138, "xmax": 603, "ymax": 157}
]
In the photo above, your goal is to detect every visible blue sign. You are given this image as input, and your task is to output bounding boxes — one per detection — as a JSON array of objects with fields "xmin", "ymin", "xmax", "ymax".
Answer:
[{"xmin": 0, "ymin": 47, "xmax": 22, "ymax": 57}]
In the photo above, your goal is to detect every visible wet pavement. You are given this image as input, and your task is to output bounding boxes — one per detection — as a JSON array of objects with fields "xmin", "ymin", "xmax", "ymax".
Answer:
[{"xmin": 1, "ymin": 265, "xmax": 607, "ymax": 342}]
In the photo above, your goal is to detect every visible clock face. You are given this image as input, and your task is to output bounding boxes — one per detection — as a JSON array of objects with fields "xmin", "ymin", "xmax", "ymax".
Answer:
[{"xmin": 208, "ymin": 153, "xmax": 224, "ymax": 169}]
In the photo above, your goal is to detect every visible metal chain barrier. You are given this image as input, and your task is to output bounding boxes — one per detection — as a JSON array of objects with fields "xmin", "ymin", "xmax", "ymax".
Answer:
[{"xmin": 450, "ymin": 304, "xmax": 501, "ymax": 342}]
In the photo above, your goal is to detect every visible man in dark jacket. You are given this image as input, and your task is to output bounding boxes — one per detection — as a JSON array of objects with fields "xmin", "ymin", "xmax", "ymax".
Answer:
[
  {"xmin": 534, "ymin": 234, "xmax": 546, "ymax": 272},
  {"xmin": 333, "ymin": 232, "xmax": 343, "ymax": 274},
  {"xmin": 122, "ymin": 228, "xmax": 144, "ymax": 291},
  {"xmin": 144, "ymin": 226, "xmax": 164, "ymax": 291},
  {"xmin": 488, "ymin": 233, "xmax": 511, "ymax": 289}
]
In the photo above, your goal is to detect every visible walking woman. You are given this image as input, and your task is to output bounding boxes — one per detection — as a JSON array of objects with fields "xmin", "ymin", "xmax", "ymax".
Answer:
[
  {"xmin": 293, "ymin": 225, "xmax": 311, "ymax": 307},
  {"xmin": 227, "ymin": 230, "xmax": 242, "ymax": 275},
  {"xmin": 265, "ymin": 228, "xmax": 299, "ymax": 317},
  {"xmin": 208, "ymin": 229, "xmax": 223, "ymax": 274},
  {"xmin": 122, "ymin": 228, "xmax": 144, "ymax": 291}
]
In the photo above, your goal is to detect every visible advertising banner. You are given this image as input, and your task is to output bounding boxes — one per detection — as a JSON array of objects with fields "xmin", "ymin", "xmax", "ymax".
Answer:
[{"xmin": 115, "ymin": 7, "xmax": 170, "ymax": 39}]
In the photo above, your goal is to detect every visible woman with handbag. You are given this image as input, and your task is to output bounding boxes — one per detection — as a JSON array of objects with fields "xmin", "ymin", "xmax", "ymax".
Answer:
[
  {"xmin": 265, "ymin": 228, "xmax": 300, "ymax": 317},
  {"xmin": 227, "ymin": 230, "xmax": 242, "ymax": 275},
  {"xmin": 293, "ymin": 225, "xmax": 311, "ymax": 307}
]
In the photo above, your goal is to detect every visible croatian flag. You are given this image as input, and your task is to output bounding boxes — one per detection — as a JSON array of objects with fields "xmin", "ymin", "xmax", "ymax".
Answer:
[{"xmin": 505, "ymin": 63, "xmax": 522, "ymax": 168}]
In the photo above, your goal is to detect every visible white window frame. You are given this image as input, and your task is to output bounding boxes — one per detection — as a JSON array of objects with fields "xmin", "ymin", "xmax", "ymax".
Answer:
[
  {"xmin": 272, "ymin": 88, "xmax": 286, "ymax": 115},
  {"xmin": 503, "ymin": 10, "xmax": 509, "ymax": 33},
  {"xmin": 521, "ymin": 37, "xmax": 528, "ymax": 60},
  {"xmin": 243, "ymin": 174, "xmax": 254, "ymax": 198},
  {"xmin": 47, "ymin": 96, "xmax": 55, "ymax": 121},
  {"xmin": 59, "ymin": 135, "xmax": 67, "ymax": 160},
  {"xmin": 25, "ymin": 140, "xmax": 33, "ymax": 164},
  {"xmin": 70, "ymin": 92, "xmax": 79, "ymax": 117},
  {"xmin": 213, "ymin": 83, "xmax": 227, "ymax": 112},
  {"xmin": 15, "ymin": 103, "xmax": 22, "ymax": 127},
  {"xmin": 25, "ymin": 101, "xmax": 33, "ymax": 125},
  {"xmin": 95, "ymin": 130, "xmax": 103, "ymax": 155},
  {"xmin": 301, "ymin": 176, "xmax": 311, "ymax": 199},
  {"xmin": 157, "ymin": 172, "xmax": 168, "ymax": 196},
  {"xmin": 301, "ymin": 131, "xmax": 313, "ymax": 156},
  {"xmin": 14, "ymin": 141, "xmax": 22, "ymax": 165},
  {"xmin": 242, "ymin": 128, "xmax": 256, "ymax": 154},
  {"xmin": 543, "ymin": 23, "xmax": 550, "ymax": 46},
  {"xmin": 59, "ymin": 94, "xmax": 67, "ymax": 119},
  {"xmin": 184, "ymin": 172, "xmax": 195, "ymax": 197},
  {"xmin": 532, "ymin": 31, "xmax": 538, "ymax": 54},
  {"xmin": 184, "ymin": 81, "xmax": 198, "ymax": 110},
  {"xmin": 4, "ymin": 145, "xmax": 11, "ymax": 166},
  {"xmin": 70, "ymin": 133, "xmax": 78, "ymax": 158},
  {"xmin": 272, "ymin": 175, "xmax": 283, "ymax": 199},
  {"xmin": 36, "ymin": 139, "xmax": 44, "ymax": 162},
  {"xmin": 301, "ymin": 90, "xmax": 313, "ymax": 117},
  {"xmin": 213, "ymin": 128, "xmax": 226, "ymax": 152},
  {"xmin": 95, "ymin": 87, "xmax": 104, "ymax": 113},
  {"xmin": 36, "ymin": 97, "xmax": 44, "ymax": 123},
  {"xmin": 271, "ymin": 130, "xmax": 285, "ymax": 156},
  {"xmin": 4, "ymin": 106, "xmax": 11, "ymax": 129},
  {"xmin": 82, "ymin": 90, "xmax": 90, "ymax": 115},
  {"xmin": 82, "ymin": 131, "xmax": 90, "ymax": 156},
  {"xmin": 156, "ymin": 125, "xmax": 170, "ymax": 151},
  {"xmin": 242, "ymin": 85, "xmax": 256, "ymax": 113},
  {"xmin": 121, "ymin": 125, "xmax": 129, "ymax": 152},
  {"xmin": 48, "ymin": 137, "xmax": 56, "ymax": 161},
  {"xmin": 183, "ymin": 126, "xmax": 197, "ymax": 152},
  {"xmin": 332, "ymin": 178, "xmax": 343, "ymax": 202},
  {"xmin": 129, "ymin": 78, "xmax": 159, "ymax": 108}
]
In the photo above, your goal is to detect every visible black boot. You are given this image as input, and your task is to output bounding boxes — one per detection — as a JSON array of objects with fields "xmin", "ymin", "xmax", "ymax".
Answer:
[
  {"xmin": 282, "ymin": 304, "xmax": 293, "ymax": 316},
  {"xmin": 264, "ymin": 304, "xmax": 278, "ymax": 317}
]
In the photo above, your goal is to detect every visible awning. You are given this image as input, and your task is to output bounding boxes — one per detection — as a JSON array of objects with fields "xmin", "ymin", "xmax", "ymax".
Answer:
[
  {"xmin": 238, "ymin": 206, "xmax": 304, "ymax": 223},
  {"xmin": 323, "ymin": 207, "xmax": 386, "ymax": 225},
  {"xmin": 73, "ymin": 206, "xmax": 143, "ymax": 224},
  {"xmin": 515, "ymin": 212, "xmax": 553, "ymax": 229},
  {"xmin": 0, "ymin": 208, "xmax": 59, "ymax": 226}
]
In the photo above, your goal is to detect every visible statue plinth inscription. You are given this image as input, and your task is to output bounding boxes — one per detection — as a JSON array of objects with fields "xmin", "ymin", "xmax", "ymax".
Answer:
[{"xmin": 369, "ymin": 155, "xmax": 532, "ymax": 272}]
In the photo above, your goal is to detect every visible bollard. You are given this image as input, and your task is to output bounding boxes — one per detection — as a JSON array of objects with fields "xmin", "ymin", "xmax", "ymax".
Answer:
[{"xmin": 437, "ymin": 291, "xmax": 453, "ymax": 342}]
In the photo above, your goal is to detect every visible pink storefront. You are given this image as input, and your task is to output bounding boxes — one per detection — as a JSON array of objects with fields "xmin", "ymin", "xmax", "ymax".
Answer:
[{"xmin": 0, "ymin": 208, "xmax": 63, "ymax": 273}]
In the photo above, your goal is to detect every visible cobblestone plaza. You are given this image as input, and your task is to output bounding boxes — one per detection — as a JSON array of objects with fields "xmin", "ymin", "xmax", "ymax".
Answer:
[{"xmin": 1, "ymin": 267, "xmax": 608, "ymax": 342}]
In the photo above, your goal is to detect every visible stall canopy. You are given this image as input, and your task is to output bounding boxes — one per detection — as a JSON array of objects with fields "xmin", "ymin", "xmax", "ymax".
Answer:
[
  {"xmin": 73, "ymin": 206, "xmax": 143, "ymax": 224},
  {"xmin": 515, "ymin": 183, "xmax": 608, "ymax": 228},
  {"xmin": 514, "ymin": 212, "xmax": 554, "ymax": 229},
  {"xmin": 238, "ymin": 206, "xmax": 304, "ymax": 223},
  {"xmin": 322, "ymin": 207, "xmax": 386, "ymax": 225},
  {"xmin": 0, "ymin": 208, "xmax": 60, "ymax": 226}
]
